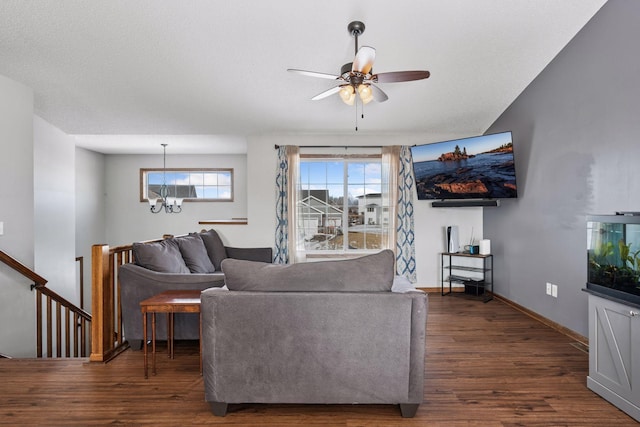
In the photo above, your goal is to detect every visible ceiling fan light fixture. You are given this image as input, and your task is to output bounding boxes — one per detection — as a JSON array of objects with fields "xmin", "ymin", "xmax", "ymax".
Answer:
[
  {"xmin": 288, "ymin": 20, "xmax": 430, "ymax": 125},
  {"xmin": 357, "ymin": 84, "xmax": 373, "ymax": 104},
  {"xmin": 339, "ymin": 85, "xmax": 356, "ymax": 105}
]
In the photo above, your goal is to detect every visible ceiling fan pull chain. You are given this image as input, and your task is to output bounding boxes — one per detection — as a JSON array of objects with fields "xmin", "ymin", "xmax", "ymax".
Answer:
[{"xmin": 355, "ymin": 99, "xmax": 358, "ymax": 131}]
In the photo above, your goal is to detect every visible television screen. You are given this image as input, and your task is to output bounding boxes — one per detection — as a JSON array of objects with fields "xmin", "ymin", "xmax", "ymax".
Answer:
[{"xmin": 411, "ymin": 131, "xmax": 517, "ymax": 200}]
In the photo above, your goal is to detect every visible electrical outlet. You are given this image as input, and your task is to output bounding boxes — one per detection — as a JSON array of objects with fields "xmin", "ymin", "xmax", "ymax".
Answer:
[
  {"xmin": 546, "ymin": 282, "xmax": 552, "ymax": 295},
  {"xmin": 551, "ymin": 284, "xmax": 558, "ymax": 298}
]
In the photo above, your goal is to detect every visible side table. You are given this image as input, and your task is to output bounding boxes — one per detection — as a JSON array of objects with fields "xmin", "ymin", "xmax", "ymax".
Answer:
[
  {"xmin": 139, "ymin": 289, "xmax": 202, "ymax": 379},
  {"xmin": 441, "ymin": 252, "xmax": 493, "ymax": 303}
]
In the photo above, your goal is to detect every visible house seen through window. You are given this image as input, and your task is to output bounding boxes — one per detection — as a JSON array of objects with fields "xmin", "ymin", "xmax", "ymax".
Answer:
[
  {"xmin": 140, "ymin": 168, "xmax": 233, "ymax": 202},
  {"xmin": 297, "ymin": 157, "xmax": 390, "ymax": 253}
]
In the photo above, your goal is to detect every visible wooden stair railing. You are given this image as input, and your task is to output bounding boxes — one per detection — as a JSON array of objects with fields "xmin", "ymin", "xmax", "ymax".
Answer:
[
  {"xmin": 0, "ymin": 250, "xmax": 90, "ymax": 358},
  {"xmin": 89, "ymin": 243, "xmax": 133, "ymax": 362},
  {"xmin": 34, "ymin": 284, "xmax": 92, "ymax": 358},
  {"xmin": 89, "ymin": 236, "xmax": 184, "ymax": 362},
  {"xmin": 0, "ymin": 250, "xmax": 47, "ymax": 288},
  {"xmin": 76, "ymin": 256, "xmax": 85, "ymax": 310}
]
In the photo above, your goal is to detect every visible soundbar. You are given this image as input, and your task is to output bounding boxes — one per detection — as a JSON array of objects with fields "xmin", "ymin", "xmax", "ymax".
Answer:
[{"xmin": 432, "ymin": 200, "xmax": 500, "ymax": 208}]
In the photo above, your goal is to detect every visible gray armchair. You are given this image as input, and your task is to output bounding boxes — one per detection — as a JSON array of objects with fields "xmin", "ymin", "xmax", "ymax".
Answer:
[{"xmin": 200, "ymin": 251, "xmax": 427, "ymax": 417}]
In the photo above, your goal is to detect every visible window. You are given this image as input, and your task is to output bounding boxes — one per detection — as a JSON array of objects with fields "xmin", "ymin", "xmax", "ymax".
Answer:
[
  {"xmin": 140, "ymin": 168, "xmax": 233, "ymax": 202},
  {"xmin": 297, "ymin": 156, "xmax": 390, "ymax": 253}
]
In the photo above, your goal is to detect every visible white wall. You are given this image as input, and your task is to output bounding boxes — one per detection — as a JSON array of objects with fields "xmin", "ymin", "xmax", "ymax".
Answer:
[
  {"xmin": 245, "ymin": 133, "xmax": 484, "ymax": 287},
  {"xmin": 75, "ymin": 147, "xmax": 105, "ymax": 310},
  {"xmin": 105, "ymin": 152, "xmax": 248, "ymax": 246},
  {"xmin": 34, "ymin": 116, "xmax": 77, "ymax": 304},
  {"xmin": 0, "ymin": 74, "xmax": 35, "ymax": 357}
]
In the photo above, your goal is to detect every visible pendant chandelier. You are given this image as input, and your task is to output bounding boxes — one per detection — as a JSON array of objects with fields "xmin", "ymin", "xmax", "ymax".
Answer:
[{"xmin": 148, "ymin": 144, "xmax": 183, "ymax": 214}]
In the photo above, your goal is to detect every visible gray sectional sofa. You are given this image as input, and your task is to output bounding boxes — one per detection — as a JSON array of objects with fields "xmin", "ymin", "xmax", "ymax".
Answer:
[
  {"xmin": 201, "ymin": 249, "xmax": 428, "ymax": 418},
  {"xmin": 119, "ymin": 229, "xmax": 272, "ymax": 349}
]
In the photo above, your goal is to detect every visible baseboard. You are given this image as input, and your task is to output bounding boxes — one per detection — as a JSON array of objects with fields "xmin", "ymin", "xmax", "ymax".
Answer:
[{"xmin": 492, "ymin": 294, "xmax": 588, "ymax": 347}]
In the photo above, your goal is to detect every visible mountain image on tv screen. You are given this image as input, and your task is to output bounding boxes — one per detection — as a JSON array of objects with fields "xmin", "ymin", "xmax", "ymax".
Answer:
[{"xmin": 410, "ymin": 132, "xmax": 517, "ymax": 200}]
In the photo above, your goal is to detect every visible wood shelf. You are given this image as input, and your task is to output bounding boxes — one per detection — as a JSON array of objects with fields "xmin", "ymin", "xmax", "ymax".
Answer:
[
  {"xmin": 443, "ymin": 252, "xmax": 492, "ymax": 258},
  {"xmin": 198, "ymin": 218, "xmax": 247, "ymax": 225}
]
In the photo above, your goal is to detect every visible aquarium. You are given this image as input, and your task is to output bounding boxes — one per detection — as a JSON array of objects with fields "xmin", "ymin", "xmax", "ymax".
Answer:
[{"xmin": 587, "ymin": 214, "xmax": 640, "ymax": 304}]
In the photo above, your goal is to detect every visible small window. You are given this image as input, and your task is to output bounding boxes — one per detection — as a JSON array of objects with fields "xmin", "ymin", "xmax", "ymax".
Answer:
[{"xmin": 140, "ymin": 168, "xmax": 233, "ymax": 202}]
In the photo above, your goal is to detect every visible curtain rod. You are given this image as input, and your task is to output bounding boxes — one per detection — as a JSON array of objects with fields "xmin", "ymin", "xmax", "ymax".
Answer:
[{"xmin": 273, "ymin": 144, "xmax": 383, "ymax": 150}]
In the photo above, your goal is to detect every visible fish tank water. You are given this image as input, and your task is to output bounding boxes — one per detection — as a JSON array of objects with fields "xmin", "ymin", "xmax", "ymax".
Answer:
[{"xmin": 587, "ymin": 214, "xmax": 640, "ymax": 304}]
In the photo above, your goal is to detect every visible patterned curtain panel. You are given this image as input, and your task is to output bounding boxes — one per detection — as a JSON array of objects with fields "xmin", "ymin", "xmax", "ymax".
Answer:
[
  {"xmin": 274, "ymin": 146, "xmax": 289, "ymax": 264},
  {"xmin": 274, "ymin": 145, "xmax": 299, "ymax": 264},
  {"xmin": 381, "ymin": 146, "xmax": 416, "ymax": 282},
  {"xmin": 396, "ymin": 146, "xmax": 417, "ymax": 282}
]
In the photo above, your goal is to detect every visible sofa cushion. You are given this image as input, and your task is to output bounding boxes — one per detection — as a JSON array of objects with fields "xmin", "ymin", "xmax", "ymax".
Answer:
[
  {"xmin": 200, "ymin": 229, "xmax": 228, "ymax": 271},
  {"xmin": 175, "ymin": 233, "xmax": 216, "ymax": 273},
  {"xmin": 222, "ymin": 249, "xmax": 395, "ymax": 292},
  {"xmin": 132, "ymin": 239, "xmax": 190, "ymax": 274}
]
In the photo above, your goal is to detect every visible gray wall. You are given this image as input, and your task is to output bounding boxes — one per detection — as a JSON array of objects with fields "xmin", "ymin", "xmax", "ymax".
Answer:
[
  {"xmin": 0, "ymin": 76, "xmax": 105, "ymax": 356},
  {"xmin": 34, "ymin": 116, "xmax": 77, "ymax": 304},
  {"xmin": 33, "ymin": 116, "xmax": 79, "ymax": 357},
  {"xmin": 104, "ymin": 153, "xmax": 248, "ymax": 246},
  {"xmin": 75, "ymin": 146, "xmax": 106, "ymax": 310},
  {"xmin": 0, "ymin": 74, "xmax": 35, "ymax": 357},
  {"xmin": 484, "ymin": 0, "xmax": 640, "ymax": 337}
]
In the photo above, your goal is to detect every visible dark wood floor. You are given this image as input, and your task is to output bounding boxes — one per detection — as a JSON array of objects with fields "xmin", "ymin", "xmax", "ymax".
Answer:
[{"xmin": 0, "ymin": 294, "xmax": 636, "ymax": 426}]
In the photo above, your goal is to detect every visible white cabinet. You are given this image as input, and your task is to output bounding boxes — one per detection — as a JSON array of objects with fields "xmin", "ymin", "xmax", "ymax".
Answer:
[{"xmin": 587, "ymin": 292, "xmax": 640, "ymax": 422}]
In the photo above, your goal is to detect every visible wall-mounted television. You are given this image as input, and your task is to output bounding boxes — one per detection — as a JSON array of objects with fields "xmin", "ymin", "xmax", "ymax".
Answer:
[{"xmin": 411, "ymin": 131, "xmax": 517, "ymax": 201}]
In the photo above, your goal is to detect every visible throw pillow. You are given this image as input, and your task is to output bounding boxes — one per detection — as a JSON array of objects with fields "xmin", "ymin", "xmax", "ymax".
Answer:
[
  {"xmin": 132, "ymin": 239, "xmax": 190, "ymax": 273},
  {"xmin": 222, "ymin": 249, "xmax": 395, "ymax": 292},
  {"xmin": 175, "ymin": 233, "xmax": 216, "ymax": 273},
  {"xmin": 199, "ymin": 229, "xmax": 228, "ymax": 271}
]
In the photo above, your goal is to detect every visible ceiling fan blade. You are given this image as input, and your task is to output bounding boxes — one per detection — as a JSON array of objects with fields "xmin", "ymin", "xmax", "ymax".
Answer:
[
  {"xmin": 287, "ymin": 69, "xmax": 340, "ymax": 80},
  {"xmin": 370, "ymin": 84, "xmax": 389, "ymax": 102},
  {"xmin": 352, "ymin": 46, "xmax": 376, "ymax": 74},
  {"xmin": 372, "ymin": 70, "xmax": 430, "ymax": 83},
  {"xmin": 311, "ymin": 86, "xmax": 342, "ymax": 101}
]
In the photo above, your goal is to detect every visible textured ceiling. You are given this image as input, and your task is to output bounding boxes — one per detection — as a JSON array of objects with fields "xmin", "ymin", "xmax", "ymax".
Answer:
[{"xmin": 0, "ymin": 0, "xmax": 606, "ymax": 153}]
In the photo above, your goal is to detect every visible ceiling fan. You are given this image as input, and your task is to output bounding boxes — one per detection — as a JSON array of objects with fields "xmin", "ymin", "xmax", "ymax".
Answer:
[{"xmin": 288, "ymin": 21, "xmax": 430, "ymax": 107}]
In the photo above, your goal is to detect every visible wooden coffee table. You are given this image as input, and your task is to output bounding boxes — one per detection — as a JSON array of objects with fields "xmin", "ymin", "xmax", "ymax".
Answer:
[{"xmin": 140, "ymin": 289, "xmax": 202, "ymax": 378}]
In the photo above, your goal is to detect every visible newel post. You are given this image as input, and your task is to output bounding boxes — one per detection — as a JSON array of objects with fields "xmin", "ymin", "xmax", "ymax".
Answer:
[{"xmin": 89, "ymin": 244, "xmax": 114, "ymax": 362}]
